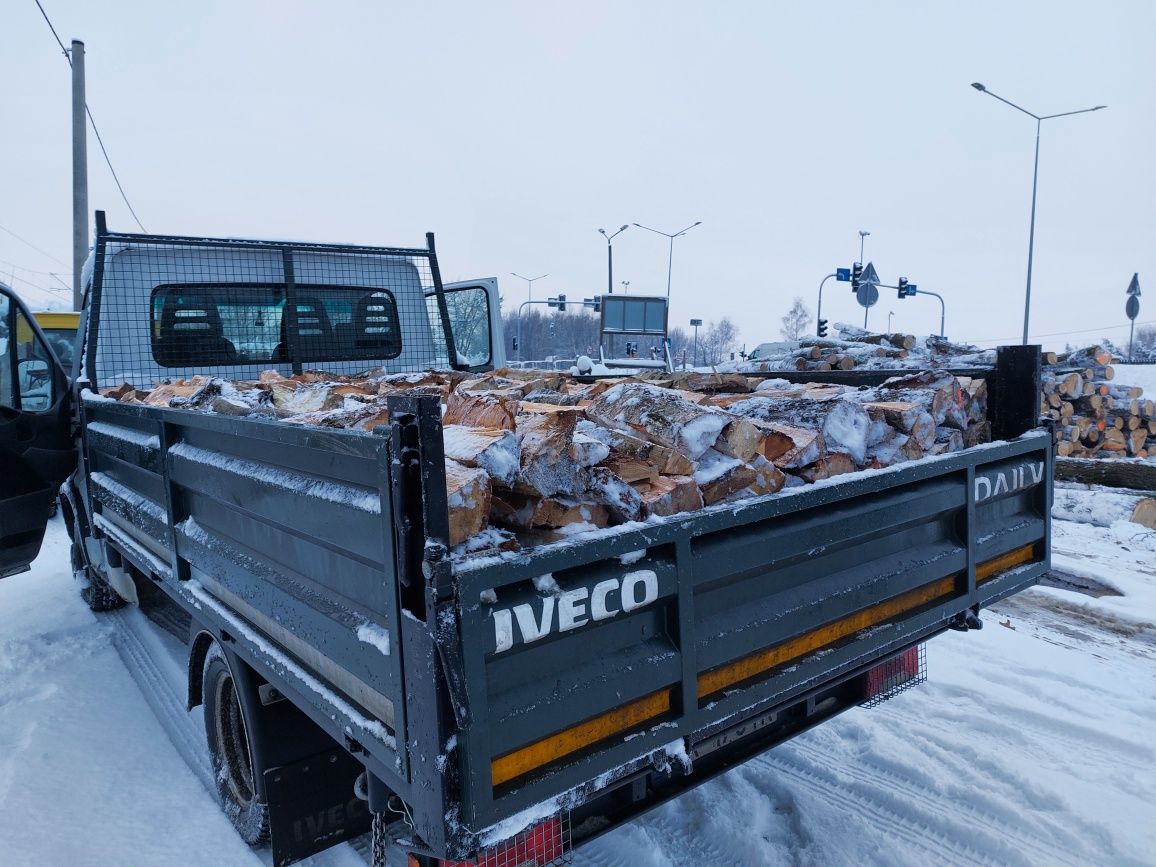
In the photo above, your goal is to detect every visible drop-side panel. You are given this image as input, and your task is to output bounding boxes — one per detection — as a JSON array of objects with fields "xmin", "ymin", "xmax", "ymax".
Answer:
[
  {"xmin": 80, "ymin": 398, "xmax": 407, "ymax": 777},
  {"xmin": 451, "ymin": 433, "xmax": 1052, "ymax": 830}
]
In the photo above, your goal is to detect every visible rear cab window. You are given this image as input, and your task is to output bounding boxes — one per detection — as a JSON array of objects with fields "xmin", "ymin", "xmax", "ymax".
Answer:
[{"xmin": 149, "ymin": 284, "xmax": 402, "ymax": 367}]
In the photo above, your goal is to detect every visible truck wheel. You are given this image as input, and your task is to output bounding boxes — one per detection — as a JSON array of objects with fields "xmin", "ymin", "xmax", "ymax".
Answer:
[
  {"xmin": 74, "ymin": 539, "xmax": 124, "ymax": 612},
  {"xmin": 202, "ymin": 648, "xmax": 270, "ymax": 846}
]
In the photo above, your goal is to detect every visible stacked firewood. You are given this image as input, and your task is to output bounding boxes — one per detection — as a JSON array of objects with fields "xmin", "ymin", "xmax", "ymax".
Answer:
[
  {"xmin": 98, "ymin": 365, "xmax": 990, "ymax": 553},
  {"xmin": 738, "ymin": 325, "xmax": 996, "ymax": 373},
  {"xmin": 1041, "ymin": 346, "xmax": 1155, "ymax": 459}
]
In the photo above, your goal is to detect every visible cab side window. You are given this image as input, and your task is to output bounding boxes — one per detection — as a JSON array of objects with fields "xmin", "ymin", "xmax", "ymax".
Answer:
[{"xmin": 0, "ymin": 293, "xmax": 12, "ymax": 408}]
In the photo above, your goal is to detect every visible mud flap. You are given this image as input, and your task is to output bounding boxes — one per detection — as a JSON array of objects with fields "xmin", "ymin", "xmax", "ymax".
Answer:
[{"xmin": 265, "ymin": 746, "xmax": 372, "ymax": 866}]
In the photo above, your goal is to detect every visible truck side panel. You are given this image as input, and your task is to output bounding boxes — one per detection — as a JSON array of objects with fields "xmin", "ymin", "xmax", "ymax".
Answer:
[
  {"xmin": 81, "ymin": 397, "xmax": 411, "ymax": 786},
  {"xmin": 450, "ymin": 434, "xmax": 1051, "ymax": 829}
]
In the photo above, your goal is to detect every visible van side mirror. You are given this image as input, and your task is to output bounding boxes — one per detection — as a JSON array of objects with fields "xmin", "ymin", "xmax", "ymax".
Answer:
[{"xmin": 18, "ymin": 359, "xmax": 52, "ymax": 411}]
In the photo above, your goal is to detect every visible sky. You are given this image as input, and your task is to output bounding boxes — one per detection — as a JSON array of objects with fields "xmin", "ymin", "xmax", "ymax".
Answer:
[{"xmin": 2, "ymin": 1, "xmax": 1153, "ymax": 351}]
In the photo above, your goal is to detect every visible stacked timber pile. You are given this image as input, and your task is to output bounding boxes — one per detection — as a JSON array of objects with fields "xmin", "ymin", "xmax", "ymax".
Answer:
[
  {"xmin": 98, "ymin": 365, "xmax": 990, "ymax": 555},
  {"xmin": 738, "ymin": 325, "xmax": 995, "ymax": 373},
  {"xmin": 1041, "ymin": 346, "xmax": 1156, "ymax": 459}
]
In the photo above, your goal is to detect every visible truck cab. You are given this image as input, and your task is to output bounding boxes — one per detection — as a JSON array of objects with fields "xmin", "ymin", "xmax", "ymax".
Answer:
[{"xmin": 0, "ymin": 283, "xmax": 75, "ymax": 577}]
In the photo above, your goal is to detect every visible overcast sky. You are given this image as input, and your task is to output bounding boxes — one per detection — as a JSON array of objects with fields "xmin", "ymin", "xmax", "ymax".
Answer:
[{"xmin": 2, "ymin": 1, "xmax": 1153, "ymax": 351}]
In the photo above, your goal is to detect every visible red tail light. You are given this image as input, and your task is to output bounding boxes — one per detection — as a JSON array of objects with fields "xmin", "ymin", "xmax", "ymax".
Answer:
[
  {"xmin": 422, "ymin": 816, "xmax": 568, "ymax": 867},
  {"xmin": 861, "ymin": 644, "xmax": 926, "ymax": 707}
]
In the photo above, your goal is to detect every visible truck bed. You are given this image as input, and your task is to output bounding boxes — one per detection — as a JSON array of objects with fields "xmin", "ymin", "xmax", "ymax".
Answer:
[{"xmin": 78, "ymin": 387, "xmax": 1052, "ymax": 857}]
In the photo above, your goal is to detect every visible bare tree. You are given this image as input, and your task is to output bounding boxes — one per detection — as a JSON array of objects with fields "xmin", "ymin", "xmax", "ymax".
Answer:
[
  {"xmin": 698, "ymin": 317, "xmax": 739, "ymax": 366},
  {"xmin": 780, "ymin": 297, "xmax": 813, "ymax": 341}
]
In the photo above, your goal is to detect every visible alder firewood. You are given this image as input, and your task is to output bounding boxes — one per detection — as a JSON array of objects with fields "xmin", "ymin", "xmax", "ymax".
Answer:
[
  {"xmin": 672, "ymin": 371, "xmax": 754, "ymax": 393},
  {"xmin": 601, "ymin": 455, "xmax": 659, "ymax": 484},
  {"xmin": 714, "ymin": 417, "xmax": 766, "ymax": 463},
  {"xmin": 587, "ymin": 383, "xmax": 730, "ymax": 459},
  {"xmin": 445, "ymin": 460, "xmax": 491, "ymax": 546},
  {"xmin": 746, "ymin": 455, "xmax": 786, "ymax": 496},
  {"xmin": 441, "ymin": 425, "xmax": 520, "ymax": 487},
  {"xmin": 444, "ymin": 390, "xmax": 519, "ymax": 430},
  {"xmin": 694, "ymin": 451, "xmax": 758, "ymax": 505},
  {"xmin": 514, "ymin": 411, "xmax": 589, "ymax": 497},
  {"xmin": 640, "ymin": 474, "xmax": 704, "ymax": 517},
  {"xmin": 589, "ymin": 466, "xmax": 647, "ymax": 522},
  {"xmin": 569, "ymin": 432, "xmax": 612, "ymax": 467},
  {"xmin": 727, "ymin": 395, "xmax": 869, "ymax": 465}
]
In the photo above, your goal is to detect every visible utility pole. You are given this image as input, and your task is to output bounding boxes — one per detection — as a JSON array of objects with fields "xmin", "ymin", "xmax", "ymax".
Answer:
[{"xmin": 71, "ymin": 39, "xmax": 88, "ymax": 311}]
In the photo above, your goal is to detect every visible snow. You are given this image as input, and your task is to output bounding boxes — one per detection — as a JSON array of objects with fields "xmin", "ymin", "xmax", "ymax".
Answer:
[
  {"xmin": 169, "ymin": 441, "xmax": 381, "ymax": 513},
  {"xmin": 532, "ymin": 573, "xmax": 561, "ymax": 595},
  {"xmin": 86, "ymin": 420, "xmax": 162, "ymax": 449},
  {"xmin": 356, "ymin": 619, "xmax": 391, "ymax": 656},
  {"xmin": 619, "ymin": 549, "xmax": 647, "ymax": 566},
  {"xmin": 1114, "ymin": 364, "xmax": 1156, "ymax": 397},
  {"xmin": 4, "ymin": 498, "xmax": 1155, "ymax": 866}
]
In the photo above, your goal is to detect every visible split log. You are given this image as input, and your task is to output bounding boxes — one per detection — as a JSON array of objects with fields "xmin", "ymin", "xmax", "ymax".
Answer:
[
  {"xmin": 587, "ymin": 383, "xmax": 729, "ymax": 459},
  {"xmin": 727, "ymin": 395, "xmax": 869, "ymax": 465},
  {"xmin": 714, "ymin": 417, "xmax": 766, "ymax": 463},
  {"xmin": 1132, "ymin": 498, "xmax": 1156, "ymax": 530},
  {"xmin": 575, "ymin": 420, "xmax": 694, "ymax": 476},
  {"xmin": 514, "ymin": 411, "xmax": 589, "ymax": 497},
  {"xmin": 589, "ymin": 466, "xmax": 647, "ymax": 522},
  {"xmin": 445, "ymin": 460, "xmax": 491, "ymax": 546},
  {"xmin": 444, "ymin": 390, "xmax": 519, "ymax": 430},
  {"xmin": 441, "ymin": 425, "xmax": 520, "ymax": 487},
  {"xmin": 638, "ymin": 475, "xmax": 704, "ymax": 517},
  {"xmin": 694, "ymin": 451, "xmax": 758, "ymax": 505},
  {"xmin": 490, "ymin": 492, "xmax": 609, "ymax": 530},
  {"xmin": 746, "ymin": 456, "xmax": 786, "ymax": 496}
]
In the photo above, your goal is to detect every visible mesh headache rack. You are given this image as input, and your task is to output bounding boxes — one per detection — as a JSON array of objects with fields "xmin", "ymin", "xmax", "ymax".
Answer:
[{"xmin": 85, "ymin": 211, "xmax": 467, "ymax": 390}]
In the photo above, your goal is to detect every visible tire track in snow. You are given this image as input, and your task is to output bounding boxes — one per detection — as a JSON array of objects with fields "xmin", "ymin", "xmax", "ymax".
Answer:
[{"xmin": 783, "ymin": 738, "xmax": 1105, "ymax": 867}]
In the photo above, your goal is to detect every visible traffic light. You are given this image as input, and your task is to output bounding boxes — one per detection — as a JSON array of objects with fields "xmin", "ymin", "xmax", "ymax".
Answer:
[
  {"xmin": 548, "ymin": 294, "xmax": 567, "ymax": 311},
  {"xmin": 584, "ymin": 297, "xmax": 601, "ymax": 312},
  {"xmin": 817, "ymin": 318, "xmax": 828, "ymax": 338},
  {"xmin": 897, "ymin": 277, "xmax": 908, "ymax": 299},
  {"xmin": 851, "ymin": 262, "xmax": 863, "ymax": 291}
]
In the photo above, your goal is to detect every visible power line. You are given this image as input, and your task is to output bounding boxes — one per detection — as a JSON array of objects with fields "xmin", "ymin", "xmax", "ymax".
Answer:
[
  {"xmin": 964, "ymin": 319, "xmax": 1156, "ymax": 345},
  {"xmin": 0, "ymin": 254, "xmax": 70, "ymax": 282},
  {"xmin": 0, "ymin": 222, "xmax": 68, "ymax": 266},
  {"xmin": 32, "ymin": 0, "xmax": 148, "ymax": 233}
]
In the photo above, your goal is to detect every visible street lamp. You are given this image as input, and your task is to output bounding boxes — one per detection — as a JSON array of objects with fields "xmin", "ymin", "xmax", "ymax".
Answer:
[
  {"xmin": 690, "ymin": 318, "xmax": 703, "ymax": 368},
  {"xmin": 511, "ymin": 272, "xmax": 548, "ymax": 303},
  {"xmin": 621, "ymin": 280, "xmax": 630, "ymax": 294},
  {"xmin": 971, "ymin": 82, "xmax": 1106, "ymax": 344},
  {"xmin": 858, "ymin": 230, "xmax": 870, "ymax": 266},
  {"xmin": 888, "ymin": 310, "xmax": 894, "ymax": 332},
  {"xmin": 634, "ymin": 221, "xmax": 702, "ymax": 300},
  {"xmin": 597, "ymin": 226, "xmax": 628, "ymax": 296}
]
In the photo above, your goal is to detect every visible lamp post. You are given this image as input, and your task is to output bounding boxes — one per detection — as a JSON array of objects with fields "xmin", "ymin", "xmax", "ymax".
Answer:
[
  {"xmin": 621, "ymin": 280, "xmax": 630, "ymax": 294},
  {"xmin": 511, "ymin": 272, "xmax": 548, "ymax": 304},
  {"xmin": 858, "ymin": 230, "xmax": 870, "ymax": 267},
  {"xmin": 634, "ymin": 221, "xmax": 701, "ymax": 300},
  {"xmin": 971, "ymin": 82, "xmax": 1105, "ymax": 344},
  {"xmin": 888, "ymin": 311, "xmax": 894, "ymax": 332},
  {"xmin": 597, "ymin": 226, "xmax": 628, "ymax": 296},
  {"xmin": 690, "ymin": 318, "xmax": 702, "ymax": 368}
]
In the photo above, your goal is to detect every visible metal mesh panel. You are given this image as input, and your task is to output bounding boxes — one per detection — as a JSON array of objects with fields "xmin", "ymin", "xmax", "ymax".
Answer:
[
  {"xmin": 87, "ymin": 227, "xmax": 460, "ymax": 390},
  {"xmin": 447, "ymin": 814, "xmax": 572, "ymax": 867},
  {"xmin": 859, "ymin": 643, "xmax": 927, "ymax": 708}
]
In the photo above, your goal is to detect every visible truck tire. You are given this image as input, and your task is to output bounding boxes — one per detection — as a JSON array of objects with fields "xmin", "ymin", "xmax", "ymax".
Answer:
[
  {"xmin": 74, "ymin": 539, "xmax": 124, "ymax": 612},
  {"xmin": 202, "ymin": 647, "xmax": 270, "ymax": 846}
]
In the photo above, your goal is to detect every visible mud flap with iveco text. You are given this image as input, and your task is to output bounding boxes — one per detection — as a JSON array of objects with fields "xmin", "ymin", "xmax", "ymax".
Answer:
[{"xmin": 265, "ymin": 746, "xmax": 372, "ymax": 866}]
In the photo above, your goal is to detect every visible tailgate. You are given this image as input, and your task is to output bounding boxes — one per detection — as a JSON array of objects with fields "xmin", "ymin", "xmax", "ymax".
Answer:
[{"xmin": 450, "ymin": 432, "xmax": 1051, "ymax": 829}]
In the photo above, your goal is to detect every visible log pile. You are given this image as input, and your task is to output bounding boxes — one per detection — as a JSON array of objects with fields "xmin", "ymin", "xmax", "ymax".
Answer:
[
  {"xmin": 98, "ymin": 365, "xmax": 992, "ymax": 555},
  {"xmin": 1041, "ymin": 346, "xmax": 1156, "ymax": 459},
  {"xmin": 738, "ymin": 325, "xmax": 995, "ymax": 373}
]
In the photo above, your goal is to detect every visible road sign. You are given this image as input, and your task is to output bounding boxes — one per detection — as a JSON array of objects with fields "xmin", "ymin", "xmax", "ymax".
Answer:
[
  {"xmin": 836, "ymin": 268, "xmax": 851, "ymax": 282},
  {"xmin": 1126, "ymin": 294, "xmax": 1140, "ymax": 321},
  {"xmin": 1126, "ymin": 272, "xmax": 1141, "ymax": 296},
  {"xmin": 856, "ymin": 283, "xmax": 880, "ymax": 308},
  {"xmin": 856, "ymin": 261, "xmax": 880, "ymax": 308}
]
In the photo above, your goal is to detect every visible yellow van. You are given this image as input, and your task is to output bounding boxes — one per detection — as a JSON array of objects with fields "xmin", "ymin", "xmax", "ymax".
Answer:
[{"xmin": 31, "ymin": 310, "xmax": 80, "ymax": 371}]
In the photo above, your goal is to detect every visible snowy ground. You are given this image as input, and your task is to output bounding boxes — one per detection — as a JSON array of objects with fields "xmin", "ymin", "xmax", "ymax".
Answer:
[
  {"xmin": 2, "ymin": 504, "xmax": 1154, "ymax": 867},
  {"xmin": 1114, "ymin": 364, "xmax": 1156, "ymax": 399}
]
